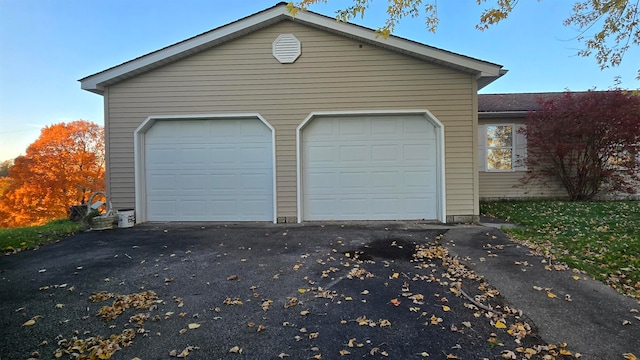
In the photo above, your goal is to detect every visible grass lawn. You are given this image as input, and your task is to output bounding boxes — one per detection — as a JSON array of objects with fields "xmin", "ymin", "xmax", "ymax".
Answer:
[
  {"xmin": 0, "ymin": 219, "xmax": 85, "ymax": 253},
  {"xmin": 481, "ymin": 200, "xmax": 640, "ymax": 300}
]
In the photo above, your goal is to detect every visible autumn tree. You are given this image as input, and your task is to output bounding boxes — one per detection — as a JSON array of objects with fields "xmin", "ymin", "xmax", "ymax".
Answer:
[
  {"xmin": 289, "ymin": 0, "xmax": 640, "ymax": 79},
  {"xmin": 522, "ymin": 90, "xmax": 640, "ymax": 201},
  {"xmin": 0, "ymin": 120, "xmax": 105, "ymax": 228},
  {"xmin": 0, "ymin": 159, "xmax": 12, "ymax": 177},
  {"xmin": 0, "ymin": 160, "xmax": 12, "ymax": 197}
]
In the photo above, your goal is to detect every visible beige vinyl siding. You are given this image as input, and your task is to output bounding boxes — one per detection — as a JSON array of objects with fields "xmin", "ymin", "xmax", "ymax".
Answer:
[
  {"xmin": 106, "ymin": 20, "xmax": 478, "ymax": 219},
  {"xmin": 478, "ymin": 117, "xmax": 567, "ymax": 199}
]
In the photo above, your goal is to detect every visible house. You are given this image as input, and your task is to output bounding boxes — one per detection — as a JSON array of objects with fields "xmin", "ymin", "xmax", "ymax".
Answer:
[
  {"xmin": 477, "ymin": 92, "xmax": 640, "ymax": 201},
  {"xmin": 477, "ymin": 93, "xmax": 567, "ymax": 200},
  {"xmin": 80, "ymin": 2, "xmax": 507, "ymax": 224}
]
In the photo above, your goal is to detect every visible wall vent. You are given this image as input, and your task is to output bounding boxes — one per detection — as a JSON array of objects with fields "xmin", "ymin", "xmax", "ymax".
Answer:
[{"xmin": 272, "ymin": 34, "xmax": 301, "ymax": 64}]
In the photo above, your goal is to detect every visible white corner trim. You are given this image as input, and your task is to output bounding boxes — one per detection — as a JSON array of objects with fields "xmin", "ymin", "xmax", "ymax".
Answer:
[
  {"xmin": 134, "ymin": 113, "xmax": 277, "ymax": 224},
  {"xmin": 296, "ymin": 110, "xmax": 446, "ymax": 223}
]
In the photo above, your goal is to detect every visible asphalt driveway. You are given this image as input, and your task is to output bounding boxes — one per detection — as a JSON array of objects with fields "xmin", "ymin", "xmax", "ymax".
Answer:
[{"xmin": 0, "ymin": 222, "xmax": 636, "ymax": 359}]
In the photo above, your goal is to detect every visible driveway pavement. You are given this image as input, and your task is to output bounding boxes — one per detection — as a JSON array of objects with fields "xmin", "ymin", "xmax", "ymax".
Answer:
[{"xmin": 0, "ymin": 222, "xmax": 637, "ymax": 359}]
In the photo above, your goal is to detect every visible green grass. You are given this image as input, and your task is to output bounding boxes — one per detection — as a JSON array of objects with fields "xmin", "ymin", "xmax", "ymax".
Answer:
[
  {"xmin": 481, "ymin": 200, "xmax": 640, "ymax": 299},
  {"xmin": 0, "ymin": 219, "xmax": 85, "ymax": 253}
]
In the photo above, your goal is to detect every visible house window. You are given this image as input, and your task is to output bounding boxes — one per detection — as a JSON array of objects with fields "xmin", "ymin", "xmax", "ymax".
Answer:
[
  {"xmin": 478, "ymin": 124, "xmax": 526, "ymax": 172},
  {"xmin": 487, "ymin": 125, "xmax": 513, "ymax": 170}
]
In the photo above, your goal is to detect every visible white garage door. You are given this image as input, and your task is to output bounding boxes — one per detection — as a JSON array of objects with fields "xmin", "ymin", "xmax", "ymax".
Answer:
[
  {"xmin": 144, "ymin": 119, "xmax": 273, "ymax": 221},
  {"xmin": 302, "ymin": 115, "xmax": 438, "ymax": 221}
]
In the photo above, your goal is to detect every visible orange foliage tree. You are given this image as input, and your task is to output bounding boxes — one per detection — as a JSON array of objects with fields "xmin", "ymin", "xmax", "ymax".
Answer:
[{"xmin": 0, "ymin": 120, "xmax": 105, "ymax": 227}]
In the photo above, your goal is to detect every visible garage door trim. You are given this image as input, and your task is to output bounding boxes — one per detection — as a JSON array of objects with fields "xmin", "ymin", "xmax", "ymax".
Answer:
[
  {"xmin": 134, "ymin": 114, "xmax": 277, "ymax": 223},
  {"xmin": 296, "ymin": 110, "xmax": 446, "ymax": 223}
]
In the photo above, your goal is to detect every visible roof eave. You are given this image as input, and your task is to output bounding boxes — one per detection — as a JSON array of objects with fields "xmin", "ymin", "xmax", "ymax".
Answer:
[
  {"xmin": 80, "ymin": 3, "xmax": 505, "ymax": 94},
  {"xmin": 478, "ymin": 110, "xmax": 529, "ymax": 118}
]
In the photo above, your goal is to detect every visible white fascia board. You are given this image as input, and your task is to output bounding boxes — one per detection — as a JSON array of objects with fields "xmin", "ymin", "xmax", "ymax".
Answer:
[
  {"xmin": 80, "ymin": 6, "xmax": 291, "ymax": 94},
  {"xmin": 81, "ymin": 3, "xmax": 504, "ymax": 94},
  {"xmin": 291, "ymin": 10, "xmax": 504, "ymax": 78}
]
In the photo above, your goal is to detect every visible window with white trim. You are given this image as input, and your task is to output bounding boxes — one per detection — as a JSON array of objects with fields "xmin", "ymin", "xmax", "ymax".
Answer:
[{"xmin": 478, "ymin": 124, "xmax": 527, "ymax": 171}]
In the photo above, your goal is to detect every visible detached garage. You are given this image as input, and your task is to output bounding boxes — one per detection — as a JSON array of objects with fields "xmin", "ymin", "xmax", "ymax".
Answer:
[{"xmin": 80, "ymin": 3, "xmax": 505, "ymax": 223}]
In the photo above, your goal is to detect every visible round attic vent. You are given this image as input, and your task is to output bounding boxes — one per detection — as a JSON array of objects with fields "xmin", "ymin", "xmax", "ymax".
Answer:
[{"xmin": 272, "ymin": 34, "xmax": 301, "ymax": 64}]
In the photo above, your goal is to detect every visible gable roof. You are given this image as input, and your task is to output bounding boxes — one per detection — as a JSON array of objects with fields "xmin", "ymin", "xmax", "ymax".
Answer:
[
  {"xmin": 80, "ymin": 2, "xmax": 506, "ymax": 95},
  {"xmin": 478, "ymin": 91, "xmax": 607, "ymax": 118},
  {"xmin": 478, "ymin": 93, "xmax": 557, "ymax": 114}
]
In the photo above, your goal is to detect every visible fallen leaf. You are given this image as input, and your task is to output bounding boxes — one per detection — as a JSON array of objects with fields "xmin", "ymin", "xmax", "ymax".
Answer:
[
  {"xmin": 227, "ymin": 274, "xmax": 238, "ymax": 281},
  {"xmin": 278, "ymin": 353, "xmax": 290, "ymax": 359},
  {"xmin": 623, "ymin": 354, "xmax": 637, "ymax": 360},
  {"xmin": 300, "ymin": 310, "xmax": 310, "ymax": 316},
  {"xmin": 442, "ymin": 305, "xmax": 451, "ymax": 312},
  {"xmin": 391, "ymin": 273, "xmax": 399, "ymax": 279},
  {"xmin": 420, "ymin": 352, "xmax": 430, "ymax": 357},
  {"xmin": 188, "ymin": 323, "xmax": 201, "ymax": 329},
  {"xmin": 572, "ymin": 275, "xmax": 580, "ymax": 280},
  {"xmin": 339, "ymin": 349, "xmax": 351, "ymax": 356},
  {"xmin": 546, "ymin": 291, "xmax": 557, "ymax": 299},
  {"xmin": 390, "ymin": 298, "xmax": 401, "ymax": 306},
  {"xmin": 22, "ymin": 319, "xmax": 36, "ymax": 326},
  {"xmin": 228, "ymin": 346, "xmax": 242, "ymax": 354},
  {"xmin": 494, "ymin": 320, "xmax": 507, "ymax": 329}
]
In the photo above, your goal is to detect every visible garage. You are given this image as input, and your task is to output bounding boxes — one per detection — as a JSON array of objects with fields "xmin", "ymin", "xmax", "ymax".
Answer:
[
  {"xmin": 299, "ymin": 113, "xmax": 443, "ymax": 221},
  {"xmin": 140, "ymin": 116, "xmax": 275, "ymax": 222}
]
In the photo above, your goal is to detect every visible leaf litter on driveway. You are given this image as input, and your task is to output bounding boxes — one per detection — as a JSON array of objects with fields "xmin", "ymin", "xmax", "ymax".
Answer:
[{"xmin": 0, "ymin": 224, "xmax": 588, "ymax": 359}]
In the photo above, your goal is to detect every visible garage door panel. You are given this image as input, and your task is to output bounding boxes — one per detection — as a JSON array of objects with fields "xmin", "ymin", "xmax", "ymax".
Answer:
[
  {"xmin": 147, "ymin": 174, "xmax": 177, "ymax": 191},
  {"xmin": 339, "ymin": 145, "xmax": 367, "ymax": 162},
  {"xmin": 181, "ymin": 174, "xmax": 207, "ymax": 191},
  {"xmin": 146, "ymin": 147, "xmax": 179, "ymax": 167},
  {"xmin": 307, "ymin": 145, "xmax": 335, "ymax": 163},
  {"xmin": 145, "ymin": 119, "xmax": 273, "ymax": 221},
  {"xmin": 181, "ymin": 148, "xmax": 209, "ymax": 164},
  {"xmin": 148, "ymin": 200, "xmax": 177, "ymax": 217},
  {"xmin": 239, "ymin": 173, "xmax": 272, "ymax": 192},
  {"xmin": 371, "ymin": 145, "xmax": 398, "ymax": 161},
  {"xmin": 371, "ymin": 119, "xmax": 398, "ymax": 136},
  {"xmin": 339, "ymin": 172, "xmax": 367, "ymax": 189},
  {"xmin": 303, "ymin": 115, "xmax": 438, "ymax": 221}
]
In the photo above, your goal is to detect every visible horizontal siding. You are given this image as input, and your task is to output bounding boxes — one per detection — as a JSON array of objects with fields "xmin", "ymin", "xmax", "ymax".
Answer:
[
  {"xmin": 106, "ymin": 20, "xmax": 478, "ymax": 219},
  {"xmin": 479, "ymin": 172, "xmax": 567, "ymax": 199}
]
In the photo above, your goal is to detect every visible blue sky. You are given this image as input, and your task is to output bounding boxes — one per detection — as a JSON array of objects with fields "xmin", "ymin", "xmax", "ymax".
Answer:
[{"xmin": 1, "ymin": 0, "xmax": 639, "ymax": 162}]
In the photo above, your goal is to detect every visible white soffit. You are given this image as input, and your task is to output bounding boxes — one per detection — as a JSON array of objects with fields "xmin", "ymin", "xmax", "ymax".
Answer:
[{"xmin": 273, "ymin": 34, "xmax": 301, "ymax": 63}]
